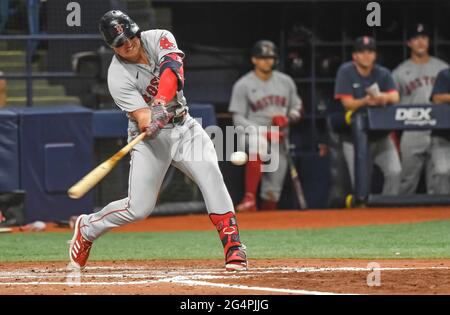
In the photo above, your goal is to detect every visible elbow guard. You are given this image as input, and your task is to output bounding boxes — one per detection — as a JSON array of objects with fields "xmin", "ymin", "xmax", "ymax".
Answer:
[{"xmin": 160, "ymin": 53, "xmax": 184, "ymax": 91}]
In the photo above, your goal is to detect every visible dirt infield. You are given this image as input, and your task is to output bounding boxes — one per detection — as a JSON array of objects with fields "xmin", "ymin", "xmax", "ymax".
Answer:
[
  {"xmin": 1, "ymin": 259, "xmax": 450, "ymax": 295},
  {"xmin": 2, "ymin": 207, "xmax": 450, "ymax": 295}
]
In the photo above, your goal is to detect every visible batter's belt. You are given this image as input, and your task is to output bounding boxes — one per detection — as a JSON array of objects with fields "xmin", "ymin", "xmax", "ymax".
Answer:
[{"xmin": 164, "ymin": 108, "xmax": 187, "ymax": 128}]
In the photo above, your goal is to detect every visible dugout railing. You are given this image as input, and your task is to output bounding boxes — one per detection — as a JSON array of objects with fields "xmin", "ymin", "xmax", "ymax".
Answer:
[{"xmin": 349, "ymin": 104, "xmax": 450, "ymax": 207}]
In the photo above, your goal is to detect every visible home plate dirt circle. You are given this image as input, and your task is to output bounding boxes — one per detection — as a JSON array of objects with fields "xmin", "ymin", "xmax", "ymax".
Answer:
[{"xmin": 1, "ymin": 259, "xmax": 450, "ymax": 295}]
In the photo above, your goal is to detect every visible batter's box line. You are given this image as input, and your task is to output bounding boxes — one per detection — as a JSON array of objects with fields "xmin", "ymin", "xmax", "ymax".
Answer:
[
  {"xmin": 0, "ymin": 277, "xmax": 356, "ymax": 295},
  {"xmin": 0, "ymin": 274, "xmax": 246, "ymax": 281},
  {"xmin": 157, "ymin": 277, "xmax": 356, "ymax": 295}
]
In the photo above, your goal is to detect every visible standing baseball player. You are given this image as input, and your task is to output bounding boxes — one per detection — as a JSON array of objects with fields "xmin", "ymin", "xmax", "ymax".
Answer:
[
  {"xmin": 392, "ymin": 23, "xmax": 449, "ymax": 195},
  {"xmin": 69, "ymin": 10, "xmax": 247, "ymax": 271},
  {"xmin": 229, "ymin": 40, "xmax": 302, "ymax": 212},
  {"xmin": 428, "ymin": 68, "xmax": 450, "ymax": 193},
  {"xmin": 334, "ymin": 36, "xmax": 402, "ymax": 195}
]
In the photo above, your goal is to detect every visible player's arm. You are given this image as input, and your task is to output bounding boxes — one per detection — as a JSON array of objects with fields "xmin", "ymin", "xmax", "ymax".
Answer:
[
  {"xmin": 374, "ymin": 71, "xmax": 400, "ymax": 105},
  {"xmin": 108, "ymin": 71, "xmax": 152, "ymax": 127},
  {"xmin": 337, "ymin": 90, "xmax": 398, "ymax": 111},
  {"xmin": 339, "ymin": 96, "xmax": 369, "ymax": 111},
  {"xmin": 271, "ymin": 77, "xmax": 303, "ymax": 130},
  {"xmin": 130, "ymin": 108, "xmax": 151, "ymax": 132},
  {"xmin": 391, "ymin": 67, "xmax": 403, "ymax": 98},
  {"xmin": 334, "ymin": 65, "xmax": 369, "ymax": 111},
  {"xmin": 286, "ymin": 76, "xmax": 302, "ymax": 124},
  {"xmin": 154, "ymin": 53, "xmax": 184, "ymax": 105},
  {"xmin": 152, "ymin": 30, "xmax": 185, "ymax": 105},
  {"xmin": 431, "ymin": 69, "xmax": 450, "ymax": 104},
  {"xmin": 130, "ymin": 105, "xmax": 168, "ymax": 139},
  {"xmin": 432, "ymin": 93, "xmax": 450, "ymax": 104},
  {"xmin": 229, "ymin": 81, "xmax": 257, "ymax": 128},
  {"xmin": 233, "ymin": 113, "xmax": 257, "ymax": 128},
  {"xmin": 135, "ymin": 51, "xmax": 184, "ymax": 136},
  {"xmin": 374, "ymin": 90, "xmax": 399, "ymax": 105}
]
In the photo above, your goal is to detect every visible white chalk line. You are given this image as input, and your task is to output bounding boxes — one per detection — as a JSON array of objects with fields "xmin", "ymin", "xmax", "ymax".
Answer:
[
  {"xmin": 0, "ymin": 276, "xmax": 350, "ymax": 295},
  {"xmin": 0, "ymin": 274, "xmax": 244, "ymax": 280},
  {"xmin": 0, "ymin": 280, "xmax": 163, "ymax": 286},
  {"xmin": 160, "ymin": 278, "xmax": 353, "ymax": 295}
]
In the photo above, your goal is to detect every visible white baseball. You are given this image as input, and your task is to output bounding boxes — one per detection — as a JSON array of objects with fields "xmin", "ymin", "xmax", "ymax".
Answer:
[{"xmin": 230, "ymin": 151, "xmax": 248, "ymax": 166}]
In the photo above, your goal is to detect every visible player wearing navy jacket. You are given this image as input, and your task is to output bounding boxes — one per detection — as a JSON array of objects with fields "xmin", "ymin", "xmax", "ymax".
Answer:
[{"xmin": 334, "ymin": 36, "xmax": 402, "ymax": 195}]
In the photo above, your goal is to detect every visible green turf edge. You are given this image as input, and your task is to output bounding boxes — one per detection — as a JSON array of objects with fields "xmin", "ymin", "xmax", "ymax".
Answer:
[{"xmin": 1, "ymin": 220, "xmax": 450, "ymax": 262}]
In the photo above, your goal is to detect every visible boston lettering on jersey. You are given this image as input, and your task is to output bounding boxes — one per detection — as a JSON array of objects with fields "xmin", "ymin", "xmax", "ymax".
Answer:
[
  {"xmin": 251, "ymin": 95, "xmax": 287, "ymax": 111},
  {"xmin": 142, "ymin": 77, "xmax": 160, "ymax": 104},
  {"xmin": 403, "ymin": 76, "xmax": 436, "ymax": 96}
]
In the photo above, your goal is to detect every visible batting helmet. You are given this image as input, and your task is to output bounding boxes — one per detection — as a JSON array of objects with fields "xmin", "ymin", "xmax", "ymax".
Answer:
[
  {"xmin": 252, "ymin": 40, "xmax": 278, "ymax": 58},
  {"xmin": 99, "ymin": 10, "xmax": 140, "ymax": 48}
]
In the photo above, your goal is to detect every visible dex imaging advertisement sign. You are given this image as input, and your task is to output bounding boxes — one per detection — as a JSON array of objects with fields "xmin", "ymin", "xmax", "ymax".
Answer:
[
  {"xmin": 366, "ymin": 105, "xmax": 450, "ymax": 131},
  {"xmin": 394, "ymin": 108, "xmax": 437, "ymax": 127}
]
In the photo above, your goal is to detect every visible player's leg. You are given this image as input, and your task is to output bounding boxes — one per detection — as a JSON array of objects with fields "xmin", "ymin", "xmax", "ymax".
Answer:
[
  {"xmin": 172, "ymin": 116, "xmax": 247, "ymax": 270},
  {"xmin": 372, "ymin": 135, "xmax": 402, "ymax": 195},
  {"xmin": 398, "ymin": 131, "xmax": 429, "ymax": 194},
  {"xmin": 342, "ymin": 140, "xmax": 355, "ymax": 189},
  {"xmin": 429, "ymin": 136, "xmax": 450, "ymax": 194},
  {"xmin": 80, "ymin": 140, "xmax": 172, "ymax": 240},
  {"xmin": 70, "ymin": 138, "xmax": 172, "ymax": 269},
  {"xmin": 259, "ymin": 143, "xmax": 288, "ymax": 210},
  {"xmin": 424, "ymin": 157, "xmax": 435, "ymax": 194},
  {"xmin": 235, "ymin": 132, "xmax": 265, "ymax": 212}
]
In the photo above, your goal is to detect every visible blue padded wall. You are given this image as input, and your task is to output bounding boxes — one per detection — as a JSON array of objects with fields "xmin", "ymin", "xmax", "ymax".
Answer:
[
  {"xmin": 11, "ymin": 105, "xmax": 93, "ymax": 222},
  {"xmin": 189, "ymin": 103, "xmax": 217, "ymax": 128},
  {"xmin": 0, "ymin": 110, "xmax": 19, "ymax": 191},
  {"xmin": 92, "ymin": 109, "xmax": 128, "ymax": 138}
]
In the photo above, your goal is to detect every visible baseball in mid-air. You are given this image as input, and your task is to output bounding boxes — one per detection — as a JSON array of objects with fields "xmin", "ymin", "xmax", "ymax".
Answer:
[{"xmin": 230, "ymin": 151, "xmax": 248, "ymax": 166}]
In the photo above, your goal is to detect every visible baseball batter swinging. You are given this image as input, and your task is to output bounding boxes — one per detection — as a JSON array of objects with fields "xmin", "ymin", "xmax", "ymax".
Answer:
[{"xmin": 69, "ymin": 10, "xmax": 247, "ymax": 271}]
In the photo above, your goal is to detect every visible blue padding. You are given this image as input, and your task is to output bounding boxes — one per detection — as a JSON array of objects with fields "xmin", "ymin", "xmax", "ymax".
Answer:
[
  {"xmin": 92, "ymin": 109, "xmax": 128, "ymax": 138},
  {"xmin": 44, "ymin": 143, "xmax": 76, "ymax": 193},
  {"xmin": 8, "ymin": 104, "xmax": 92, "ymax": 116},
  {"xmin": 298, "ymin": 154, "xmax": 330, "ymax": 209},
  {"xmin": 13, "ymin": 105, "xmax": 93, "ymax": 222},
  {"xmin": 188, "ymin": 103, "xmax": 217, "ymax": 128},
  {"xmin": 91, "ymin": 105, "xmax": 217, "ymax": 139},
  {"xmin": 0, "ymin": 110, "xmax": 19, "ymax": 191}
]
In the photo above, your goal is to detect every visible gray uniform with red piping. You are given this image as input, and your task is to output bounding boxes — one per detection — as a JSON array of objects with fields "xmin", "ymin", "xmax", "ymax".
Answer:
[
  {"xmin": 393, "ymin": 57, "xmax": 450, "ymax": 194},
  {"xmin": 79, "ymin": 30, "xmax": 236, "ymax": 242}
]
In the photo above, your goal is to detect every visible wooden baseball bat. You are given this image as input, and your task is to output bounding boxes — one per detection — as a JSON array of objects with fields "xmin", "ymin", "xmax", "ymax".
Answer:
[
  {"xmin": 67, "ymin": 132, "xmax": 146, "ymax": 199},
  {"xmin": 284, "ymin": 139, "xmax": 308, "ymax": 210}
]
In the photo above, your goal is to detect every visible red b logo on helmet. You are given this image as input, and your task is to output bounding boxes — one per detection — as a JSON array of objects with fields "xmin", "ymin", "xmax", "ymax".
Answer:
[{"xmin": 114, "ymin": 24, "xmax": 124, "ymax": 34}]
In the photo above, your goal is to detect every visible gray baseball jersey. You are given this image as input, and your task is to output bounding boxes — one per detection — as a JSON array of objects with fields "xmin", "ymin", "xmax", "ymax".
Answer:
[
  {"xmin": 107, "ymin": 29, "xmax": 188, "ymax": 136},
  {"xmin": 229, "ymin": 70, "xmax": 302, "ymax": 126},
  {"xmin": 392, "ymin": 56, "xmax": 448, "ymax": 105},
  {"xmin": 229, "ymin": 70, "xmax": 302, "ymax": 202},
  {"xmin": 393, "ymin": 56, "xmax": 450, "ymax": 194},
  {"xmin": 78, "ymin": 30, "xmax": 236, "ymax": 242}
]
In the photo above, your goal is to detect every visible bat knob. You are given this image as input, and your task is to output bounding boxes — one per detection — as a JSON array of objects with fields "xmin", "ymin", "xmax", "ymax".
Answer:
[{"xmin": 68, "ymin": 188, "xmax": 82, "ymax": 199}]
